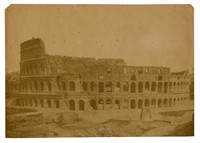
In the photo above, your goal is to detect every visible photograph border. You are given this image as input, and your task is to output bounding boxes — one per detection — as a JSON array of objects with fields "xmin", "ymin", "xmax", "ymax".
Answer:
[{"xmin": 0, "ymin": 0, "xmax": 199, "ymax": 143}]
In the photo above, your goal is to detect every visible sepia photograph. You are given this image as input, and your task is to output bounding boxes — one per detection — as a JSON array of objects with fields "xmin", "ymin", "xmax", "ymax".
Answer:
[{"xmin": 5, "ymin": 4, "xmax": 194, "ymax": 137}]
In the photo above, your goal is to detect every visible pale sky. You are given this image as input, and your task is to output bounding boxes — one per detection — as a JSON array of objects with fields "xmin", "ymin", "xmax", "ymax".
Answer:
[{"xmin": 5, "ymin": 5, "xmax": 194, "ymax": 73}]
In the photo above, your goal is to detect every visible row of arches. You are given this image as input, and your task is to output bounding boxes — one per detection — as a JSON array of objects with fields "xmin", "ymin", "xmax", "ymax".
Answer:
[
  {"xmin": 20, "ymin": 80, "xmax": 76, "ymax": 92},
  {"xmin": 12, "ymin": 96, "xmax": 189, "ymax": 110},
  {"xmin": 20, "ymin": 80, "xmax": 189, "ymax": 94},
  {"xmin": 68, "ymin": 96, "xmax": 188, "ymax": 111},
  {"xmin": 13, "ymin": 98, "xmax": 60, "ymax": 108},
  {"xmin": 21, "ymin": 62, "xmax": 49, "ymax": 75},
  {"xmin": 64, "ymin": 81, "xmax": 189, "ymax": 93},
  {"xmin": 20, "ymin": 80, "xmax": 53, "ymax": 92}
]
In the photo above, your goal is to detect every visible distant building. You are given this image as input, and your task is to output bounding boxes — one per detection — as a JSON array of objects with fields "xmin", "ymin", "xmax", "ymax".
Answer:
[{"xmin": 6, "ymin": 38, "xmax": 191, "ymax": 110}]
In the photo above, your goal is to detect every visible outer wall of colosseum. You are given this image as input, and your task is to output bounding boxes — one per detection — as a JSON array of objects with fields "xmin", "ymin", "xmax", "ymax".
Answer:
[{"xmin": 8, "ymin": 38, "xmax": 191, "ymax": 112}]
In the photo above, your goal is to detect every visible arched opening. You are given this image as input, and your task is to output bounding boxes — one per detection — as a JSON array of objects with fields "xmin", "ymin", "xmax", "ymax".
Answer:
[
  {"xmin": 90, "ymin": 82, "xmax": 95, "ymax": 91},
  {"xmin": 69, "ymin": 100, "xmax": 75, "ymax": 110},
  {"xmin": 106, "ymin": 99, "xmax": 112, "ymax": 109},
  {"xmin": 158, "ymin": 76, "xmax": 162, "ymax": 80},
  {"xmin": 34, "ymin": 63, "xmax": 38, "ymax": 74},
  {"xmin": 98, "ymin": 82, "xmax": 104, "ymax": 92},
  {"xmin": 98, "ymin": 99, "xmax": 104, "ymax": 110},
  {"xmin": 115, "ymin": 100, "xmax": 120, "ymax": 109},
  {"xmin": 177, "ymin": 98, "xmax": 180, "ymax": 105},
  {"xmin": 174, "ymin": 82, "xmax": 176, "ymax": 91},
  {"xmin": 79, "ymin": 100, "xmax": 85, "ymax": 111},
  {"xmin": 54, "ymin": 100, "xmax": 60, "ymax": 108},
  {"xmin": 33, "ymin": 98, "xmax": 38, "ymax": 107},
  {"xmin": 40, "ymin": 99, "xmax": 44, "ymax": 108},
  {"xmin": 24, "ymin": 82, "xmax": 27, "ymax": 91},
  {"xmin": 164, "ymin": 98, "xmax": 168, "ymax": 107},
  {"xmin": 169, "ymin": 98, "xmax": 172, "ymax": 107},
  {"xmin": 106, "ymin": 99, "xmax": 111, "ymax": 104},
  {"xmin": 138, "ymin": 99, "xmax": 143, "ymax": 109},
  {"xmin": 164, "ymin": 82, "xmax": 168, "ymax": 93},
  {"xmin": 21, "ymin": 99, "xmax": 25, "ymax": 106},
  {"xmin": 62, "ymin": 81, "xmax": 66, "ymax": 91},
  {"xmin": 90, "ymin": 99, "xmax": 96, "ymax": 110},
  {"xmin": 181, "ymin": 82, "xmax": 183, "ymax": 90},
  {"xmin": 145, "ymin": 99, "xmax": 150, "ymax": 107},
  {"xmin": 181, "ymin": 97, "xmax": 184, "ymax": 103},
  {"xmin": 130, "ymin": 99, "xmax": 136, "ymax": 109},
  {"xmin": 158, "ymin": 99, "xmax": 162, "ymax": 108},
  {"xmin": 169, "ymin": 82, "xmax": 172, "ymax": 92},
  {"xmin": 151, "ymin": 99, "xmax": 156, "ymax": 108},
  {"xmin": 29, "ymin": 98, "xmax": 32, "ymax": 107},
  {"xmin": 47, "ymin": 81, "xmax": 52, "ymax": 91},
  {"xmin": 83, "ymin": 82, "xmax": 88, "ymax": 91},
  {"xmin": 47, "ymin": 99, "xmax": 51, "ymax": 108},
  {"xmin": 158, "ymin": 82, "xmax": 162, "ymax": 93},
  {"xmin": 123, "ymin": 82, "xmax": 129, "ymax": 92},
  {"xmin": 145, "ymin": 82, "xmax": 150, "ymax": 91},
  {"xmin": 131, "ymin": 82, "xmax": 136, "ymax": 93},
  {"xmin": 29, "ymin": 82, "xmax": 32, "ymax": 91},
  {"xmin": 174, "ymin": 98, "xmax": 177, "ymax": 106},
  {"xmin": 34, "ymin": 81, "xmax": 37, "ymax": 91},
  {"xmin": 106, "ymin": 82, "xmax": 112, "ymax": 92},
  {"xmin": 177, "ymin": 83, "xmax": 180, "ymax": 91},
  {"xmin": 40, "ymin": 63, "xmax": 45, "ymax": 73},
  {"xmin": 30, "ymin": 65, "xmax": 33, "ymax": 73},
  {"xmin": 25, "ymin": 98, "xmax": 28, "ymax": 106},
  {"xmin": 151, "ymin": 82, "xmax": 156, "ymax": 91},
  {"xmin": 69, "ymin": 81, "xmax": 75, "ymax": 91},
  {"xmin": 138, "ymin": 82, "xmax": 143, "ymax": 93},
  {"xmin": 116, "ymin": 81, "xmax": 121, "ymax": 92},
  {"xmin": 131, "ymin": 75, "xmax": 136, "ymax": 80},
  {"xmin": 40, "ymin": 81, "xmax": 44, "ymax": 91}
]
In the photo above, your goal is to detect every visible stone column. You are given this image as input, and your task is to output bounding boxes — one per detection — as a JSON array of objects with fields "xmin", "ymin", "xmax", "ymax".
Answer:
[
  {"xmin": 44, "ymin": 80, "xmax": 48, "ymax": 92},
  {"xmin": 43, "ymin": 99, "xmax": 48, "ymax": 108},
  {"xmin": 112, "ymin": 82, "xmax": 115, "ymax": 93},
  {"xmin": 135, "ymin": 83, "xmax": 138, "ymax": 93},
  {"xmin": 51, "ymin": 99, "xmax": 56, "ymax": 108},
  {"xmin": 36, "ymin": 98, "xmax": 40, "ymax": 108},
  {"xmin": 87, "ymin": 81, "xmax": 91, "ymax": 92},
  {"xmin": 120, "ymin": 83, "xmax": 124, "ymax": 93},
  {"xmin": 161, "ymin": 84, "xmax": 164, "ymax": 94},
  {"xmin": 135, "ymin": 100, "xmax": 138, "ymax": 109},
  {"xmin": 75, "ymin": 100, "xmax": 79, "ymax": 111},
  {"xmin": 27, "ymin": 82, "xmax": 30, "ymax": 93},
  {"xmin": 85, "ymin": 99, "xmax": 91, "ymax": 111},
  {"xmin": 142, "ymin": 100, "xmax": 145, "ymax": 109},
  {"xmin": 128, "ymin": 82, "xmax": 131, "ymax": 93},
  {"xmin": 76, "ymin": 81, "xmax": 81, "ymax": 92},
  {"xmin": 52, "ymin": 79, "xmax": 58, "ymax": 92}
]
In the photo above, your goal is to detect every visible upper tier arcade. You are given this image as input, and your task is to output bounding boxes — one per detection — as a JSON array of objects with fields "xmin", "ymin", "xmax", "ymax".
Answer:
[{"xmin": 20, "ymin": 38, "xmax": 47, "ymax": 61}]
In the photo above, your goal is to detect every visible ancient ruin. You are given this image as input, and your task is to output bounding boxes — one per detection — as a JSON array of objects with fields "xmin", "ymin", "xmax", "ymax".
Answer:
[{"xmin": 6, "ymin": 38, "xmax": 191, "ymax": 112}]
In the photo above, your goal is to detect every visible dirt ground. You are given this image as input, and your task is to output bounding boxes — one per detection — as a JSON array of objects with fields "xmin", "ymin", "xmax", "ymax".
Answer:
[{"xmin": 6, "ymin": 103, "xmax": 194, "ymax": 137}]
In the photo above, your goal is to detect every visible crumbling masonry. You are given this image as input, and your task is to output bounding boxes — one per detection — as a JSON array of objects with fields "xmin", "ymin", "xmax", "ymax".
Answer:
[{"xmin": 7, "ymin": 38, "xmax": 191, "ymax": 111}]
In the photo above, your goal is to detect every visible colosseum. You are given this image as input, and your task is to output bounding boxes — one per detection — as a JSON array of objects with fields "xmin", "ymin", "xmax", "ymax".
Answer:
[{"xmin": 7, "ymin": 38, "xmax": 191, "ymax": 111}]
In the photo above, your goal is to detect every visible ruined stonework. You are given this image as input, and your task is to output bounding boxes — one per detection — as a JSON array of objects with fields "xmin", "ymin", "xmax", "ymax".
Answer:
[{"xmin": 7, "ymin": 38, "xmax": 191, "ymax": 111}]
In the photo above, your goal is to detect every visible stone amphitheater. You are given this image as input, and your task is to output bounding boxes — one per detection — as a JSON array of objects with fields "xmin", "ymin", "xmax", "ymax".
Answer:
[{"xmin": 6, "ymin": 38, "xmax": 191, "ymax": 111}]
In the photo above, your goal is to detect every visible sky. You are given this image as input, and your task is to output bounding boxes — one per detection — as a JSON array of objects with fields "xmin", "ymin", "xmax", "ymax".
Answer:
[{"xmin": 5, "ymin": 4, "xmax": 194, "ymax": 73}]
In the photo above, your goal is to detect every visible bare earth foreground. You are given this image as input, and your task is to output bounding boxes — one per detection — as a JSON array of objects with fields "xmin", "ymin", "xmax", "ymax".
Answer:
[{"xmin": 6, "ymin": 101, "xmax": 194, "ymax": 137}]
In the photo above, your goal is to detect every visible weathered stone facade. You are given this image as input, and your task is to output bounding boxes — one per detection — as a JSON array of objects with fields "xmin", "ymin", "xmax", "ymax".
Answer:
[{"xmin": 8, "ymin": 38, "xmax": 191, "ymax": 111}]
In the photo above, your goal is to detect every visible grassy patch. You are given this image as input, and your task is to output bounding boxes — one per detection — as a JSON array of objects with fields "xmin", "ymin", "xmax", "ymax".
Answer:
[
  {"xmin": 159, "ymin": 110, "xmax": 193, "ymax": 117},
  {"xmin": 6, "ymin": 107, "xmax": 38, "ymax": 115}
]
